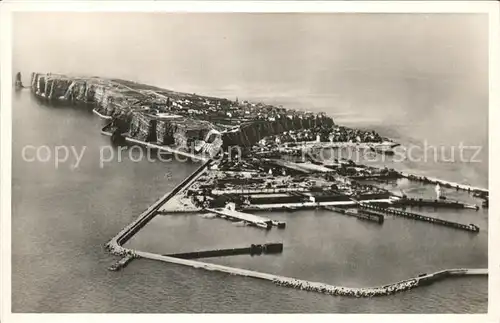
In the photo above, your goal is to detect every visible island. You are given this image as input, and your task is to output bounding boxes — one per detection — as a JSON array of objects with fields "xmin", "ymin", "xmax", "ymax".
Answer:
[{"xmin": 29, "ymin": 72, "xmax": 488, "ymax": 298}]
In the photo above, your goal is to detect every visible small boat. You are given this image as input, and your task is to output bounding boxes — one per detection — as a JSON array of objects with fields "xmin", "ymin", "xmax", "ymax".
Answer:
[{"xmin": 370, "ymin": 145, "xmax": 395, "ymax": 155}]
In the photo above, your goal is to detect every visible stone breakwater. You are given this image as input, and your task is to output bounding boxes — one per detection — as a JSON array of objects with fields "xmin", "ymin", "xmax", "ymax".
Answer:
[{"xmin": 272, "ymin": 277, "xmax": 419, "ymax": 297}]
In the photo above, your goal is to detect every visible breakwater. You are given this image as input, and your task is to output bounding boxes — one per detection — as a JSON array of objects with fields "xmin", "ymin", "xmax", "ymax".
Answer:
[
  {"xmin": 105, "ymin": 158, "xmax": 213, "ymax": 255},
  {"xmin": 166, "ymin": 243, "xmax": 284, "ymax": 259},
  {"xmin": 359, "ymin": 204, "xmax": 480, "ymax": 233},
  {"xmin": 108, "ymin": 254, "xmax": 137, "ymax": 271},
  {"xmin": 134, "ymin": 250, "xmax": 487, "ymax": 298}
]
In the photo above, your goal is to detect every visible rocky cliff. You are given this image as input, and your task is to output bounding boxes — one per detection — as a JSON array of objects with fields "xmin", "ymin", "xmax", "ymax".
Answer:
[{"xmin": 222, "ymin": 116, "xmax": 335, "ymax": 148}]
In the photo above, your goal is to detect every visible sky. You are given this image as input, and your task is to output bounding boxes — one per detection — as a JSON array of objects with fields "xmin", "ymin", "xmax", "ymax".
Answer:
[
  {"xmin": 13, "ymin": 13, "xmax": 487, "ymax": 92},
  {"xmin": 12, "ymin": 12, "xmax": 488, "ymax": 138}
]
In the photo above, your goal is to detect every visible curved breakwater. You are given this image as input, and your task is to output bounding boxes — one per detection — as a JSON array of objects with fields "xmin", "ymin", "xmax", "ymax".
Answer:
[{"xmin": 133, "ymin": 250, "xmax": 486, "ymax": 298}]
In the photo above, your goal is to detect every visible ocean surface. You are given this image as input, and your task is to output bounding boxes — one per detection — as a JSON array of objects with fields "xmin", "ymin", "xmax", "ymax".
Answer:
[{"xmin": 12, "ymin": 86, "xmax": 488, "ymax": 313}]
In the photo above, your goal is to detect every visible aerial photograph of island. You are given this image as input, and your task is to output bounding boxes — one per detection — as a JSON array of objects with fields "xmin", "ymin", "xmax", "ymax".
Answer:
[{"xmin": 9, "ymin": 11, "xmax": 489, "ymax": 313}]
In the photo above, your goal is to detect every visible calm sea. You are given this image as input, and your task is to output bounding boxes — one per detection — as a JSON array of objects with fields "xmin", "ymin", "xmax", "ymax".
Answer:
[{"xmin": 12, "ymin": 88, "xmax": 487, "ymax": 313}]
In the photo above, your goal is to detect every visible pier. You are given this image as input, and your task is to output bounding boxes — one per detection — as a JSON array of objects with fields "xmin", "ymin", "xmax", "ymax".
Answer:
[
  {"xmin": 206, "ymin": 204, "xmax": 286, "ymax": 229},
  {"xmin": 393, "ymin": 197, "xmax": 479, "ymax": 210},
  {"xmin": 323, "ymin": 206, "xmax": 384, "ymax": 224},
  {"xmin": 166, "ymin": 243, "xmax": 284, "ymax": 259},
  {"xmin": 358, "ymin": 203, "xmax": 480, "ymax": 233}
]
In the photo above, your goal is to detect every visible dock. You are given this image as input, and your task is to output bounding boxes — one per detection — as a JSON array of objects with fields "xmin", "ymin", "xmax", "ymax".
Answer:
[
  {"xmin": 166, "ymin": 243, "xmax": 284, "ymax": 259},
  {"xmin": 323, "ymin": 206, "xmax": 384, "ymax": 224},
  {"xmin": 206, "ymin": 204, "xmax": 286, "ymax": 229},
  {"xmin": 392, "ymin": 197, "xmax": 479, "ymax": 210},
  {"xmin": 358, "ymin": 203, "xmax": 480, "ymax": 233}
]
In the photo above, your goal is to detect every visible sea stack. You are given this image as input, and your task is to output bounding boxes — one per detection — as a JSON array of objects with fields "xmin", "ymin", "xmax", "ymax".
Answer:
[{"xmin": 15, "ymin": 72, "xmax": 23, "ymax": 90}]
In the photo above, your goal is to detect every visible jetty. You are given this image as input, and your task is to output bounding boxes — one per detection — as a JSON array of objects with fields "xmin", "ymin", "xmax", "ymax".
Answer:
[
  {"xmin": 166, "ymin": 243, "xmax": 284, "ymax": 259},
  {"xmin": 359, "ymin": 203, "xmax": 480, "ymax": 233},
  {"xmin": 323, "ymin": 206, "xmax": 384, "ymax": 224},
  {"xmin": 392, "ymin": 197, "xmax": 479, "ymax": 210},
  {"xmin": 206, "ymin": 204, "xmax": 286, "ymax": 229}
]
